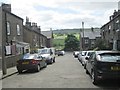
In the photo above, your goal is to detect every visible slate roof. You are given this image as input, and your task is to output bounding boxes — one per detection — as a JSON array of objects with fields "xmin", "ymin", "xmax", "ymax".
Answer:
[
  {"xmin": 41, "ymin": 31, "xmax": 52, "ymax": 38},
  {"xmin": 80, "ymin": 28, "xmax": 101, "ymax": 39}
]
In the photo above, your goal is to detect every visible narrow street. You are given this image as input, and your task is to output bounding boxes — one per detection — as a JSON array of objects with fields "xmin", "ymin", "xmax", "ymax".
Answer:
[{"xmin": 2, "ymin": 52, "xmax": 120, "ymax": 88}]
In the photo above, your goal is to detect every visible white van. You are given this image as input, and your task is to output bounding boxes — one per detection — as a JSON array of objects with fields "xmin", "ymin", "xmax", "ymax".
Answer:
[{"xmin": 37, "ymin": 48, "xmax": 55, "ymax": 64}]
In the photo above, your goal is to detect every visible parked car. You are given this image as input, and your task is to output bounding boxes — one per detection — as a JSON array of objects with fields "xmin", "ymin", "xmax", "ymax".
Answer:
[
  {"xmin": 78, "ymin": 51, "xmax": 87, "ymax": 63},
  {"xmin": 82, "ymin": 51, "xmax": 94, "ymax": 69},
  {"xmin": 16, "ymin": 53, "xmax": 47, "ymax": 74},
  {"xmin": 85, "ymin": 51, "xmax": 120, "ymax": 85},
  {"xmin": 73, "ymin": 51, "xmax": 79, "ymax": 58},
  {"xmin": 57, "ymin": 50, "xmax": 65, "ymax": 56},
  {"xmin": 37, "ymin": 48, "xmax": 55, "ymax": 64},
  {"xmin": 78, "ymin": 51, "xmax": 82, "ymax": 61}
]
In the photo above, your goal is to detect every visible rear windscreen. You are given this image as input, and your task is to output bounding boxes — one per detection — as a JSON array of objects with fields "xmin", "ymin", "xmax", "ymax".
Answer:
[
  {"xmin": 100, "ymin": 53, "xmax": 120, "ymax": 62},
  {"xmin": 22, "ymin": 54, "xmax": 37, "ymax": 59}
]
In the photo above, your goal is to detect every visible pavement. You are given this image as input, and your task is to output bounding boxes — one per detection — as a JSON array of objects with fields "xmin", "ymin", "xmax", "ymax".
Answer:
[{"xmin": 1, "ymin": 66, "xmax": 18, "ymax": 79}]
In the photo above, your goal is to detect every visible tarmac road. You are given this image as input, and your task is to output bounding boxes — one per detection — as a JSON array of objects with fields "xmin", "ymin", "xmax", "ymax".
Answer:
[{"xmin": 2, "ymin": 52, "xmax": 120, "ymax": 89}]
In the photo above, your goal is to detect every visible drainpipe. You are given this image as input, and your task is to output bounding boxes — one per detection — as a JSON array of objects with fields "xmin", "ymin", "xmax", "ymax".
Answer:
[{"xmin": 2, "ymin": 10, "xmax": 7, "ymax": 75}]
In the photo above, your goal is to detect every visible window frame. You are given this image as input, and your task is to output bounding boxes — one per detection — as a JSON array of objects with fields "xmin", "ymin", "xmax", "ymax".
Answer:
[
  {"xmin": 6, "ymin": 21, "xmax": 11, "ymax": 35},
  {"xmin": 16, "ymin": 24, "xmax": 20, "ymax": 35}
]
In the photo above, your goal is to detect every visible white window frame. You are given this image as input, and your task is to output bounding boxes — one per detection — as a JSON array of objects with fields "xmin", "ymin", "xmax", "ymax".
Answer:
[
  {"xmin": 108, "ymin": 25, "xmax": 111, "ymax": 30},
  {"xmin": 7, "ymin": 22, "xmax": 10, "ymax": 35},
  {"xmin": 17, "ymin": 24, "xmax": 20, "ymax": 35}
]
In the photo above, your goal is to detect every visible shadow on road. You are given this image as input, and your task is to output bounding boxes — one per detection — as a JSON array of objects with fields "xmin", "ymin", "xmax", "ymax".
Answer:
[{"xmin": 17, "ymin": 67, "xmax": 46, "ymax": 75}]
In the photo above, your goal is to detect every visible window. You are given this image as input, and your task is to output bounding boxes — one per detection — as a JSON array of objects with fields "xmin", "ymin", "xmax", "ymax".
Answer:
[
  {"xmin": 17, "ymin": 24, "xmax": 20, "ymax": 35},
  {"xmin": 89, "ymin": 52, "xmax": 95, "ymax": 61},
  {"xmin": 7, "ymin": 22, "xmax": 10, "ymax": 35},
  {"xmin": 108, "ymin": 25, "xmax": 111, "ymax": 30},
  {"xmin": 115, "ymin": 20, "xmax": 119, "ymax": 31},
  {"xmin": 85, "ymin": 39, "xmax": 89, "ymax": 44},
  {"xmin": 100, "ymin": 53, "xmax": 120, "ymax": 62}
]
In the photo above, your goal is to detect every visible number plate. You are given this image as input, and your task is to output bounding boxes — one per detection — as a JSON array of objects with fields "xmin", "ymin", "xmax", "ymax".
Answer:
[
  {"xmin": 111, "ymin": 66, "xmax": 120, "ymax": 71},
  {"xmin": 22, "ymin": 62, "xmax": 29, "ymax": 64}
]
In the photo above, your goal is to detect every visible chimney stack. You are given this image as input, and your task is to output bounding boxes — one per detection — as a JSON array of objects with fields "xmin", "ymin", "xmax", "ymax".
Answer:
[{"xmin": 2, "ymin": 3, "xmax": 11, "ymax": 12}]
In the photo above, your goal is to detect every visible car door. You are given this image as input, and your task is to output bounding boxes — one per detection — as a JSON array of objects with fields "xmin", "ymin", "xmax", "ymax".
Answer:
[
  {"xmin": 37, "ymin": 55, "xmax": 44, "ymax": 68},
  {"xmin": 86, "ymin": 52, "xmax": 95, "ymax": 73}
]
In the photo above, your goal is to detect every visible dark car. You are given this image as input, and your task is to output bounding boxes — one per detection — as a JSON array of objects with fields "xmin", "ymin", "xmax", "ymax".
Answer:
[
  {"xmin": 16, "ymin": 53, "xmax": 47, "ymax": 73},
  {"xmin": 85, "ymin": 51, "xmax": 120, "ymax": 85}
]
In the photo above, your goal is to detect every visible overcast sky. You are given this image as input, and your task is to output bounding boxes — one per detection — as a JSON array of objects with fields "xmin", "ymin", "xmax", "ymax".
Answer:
[{"xmin": 1, "ymin": 0, "xmax": 119, "ymax": 31}]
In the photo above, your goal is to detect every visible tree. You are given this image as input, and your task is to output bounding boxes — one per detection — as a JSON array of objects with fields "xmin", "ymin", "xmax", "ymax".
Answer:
[
  {"xmin": 94, "ymin": 39, "xmax": 111, "ymax": 50},
  {"xmin": 64, "ymin": 34, "xmax": 79, "ymax": 51}
]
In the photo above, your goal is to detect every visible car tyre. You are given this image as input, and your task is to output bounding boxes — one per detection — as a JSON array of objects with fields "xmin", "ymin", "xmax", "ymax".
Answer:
[
  {"xmin": 53, "ymin": 57, "xmax": 55, "ymax": 63},
  {"xmin": 84, "ymin": 65, "xmax": 86, "ymax": 69},
  {"xmin": 91, "ymin": 71, "xmax": 98, "ymax": 85},
  {"xmin": 50, "ymin": 59, "xmax": 53, "ymax": 64},
  {"xmin": 18, "ymin": 69, "xmax": 22, "ymax": 74},
  {"xmin": 86, "ymin": 69, "xmax": 89, "ymax": 74},
  {"xmin": 44, "ymin": 62, "xmax": 47, "ymax": 68},
  {"xmin": 36, "ymin": 65, "xmax": 40, "ymax": 72}
]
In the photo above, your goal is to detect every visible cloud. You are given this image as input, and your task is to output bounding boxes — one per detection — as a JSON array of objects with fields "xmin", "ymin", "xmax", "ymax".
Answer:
[{"xmin": 1, "ymin": 0, "xmax": 119, "ymax": 31}]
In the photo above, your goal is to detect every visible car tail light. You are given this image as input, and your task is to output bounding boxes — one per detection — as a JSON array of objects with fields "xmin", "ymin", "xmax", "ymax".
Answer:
[{"xmin": 31, "ymin": 60, "xmax": 37, "ymax": 64}]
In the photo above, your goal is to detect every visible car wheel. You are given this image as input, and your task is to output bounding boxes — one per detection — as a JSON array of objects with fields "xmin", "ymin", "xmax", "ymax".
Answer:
[
  {"xmin": 18, "ymin": 69, "xmax": 22, "ymax": 74},
  {"xmin": 86, "ymin": 69, "xmax": 89, "ymax": 74},
  {"xmin": 50, "ymin": 59, "xmax": 53, "ymax": 64},
  {"xmin": 84, "ymin": 65, "xmax": 86, "ymax": 69},
  {"xmin": 53, "ymin": 57, "xmax": 55, "ymax": 63},
  {"xmin": 36, "ymin": 65, "xmax": 40, "ymax": 72},
  {"xmin": 91, "ymin": 71, "xmax": 98, "ymax": 85},
  {"xmin": 44, "ymin": 62, "xmax": 47, "ymax": 68}
]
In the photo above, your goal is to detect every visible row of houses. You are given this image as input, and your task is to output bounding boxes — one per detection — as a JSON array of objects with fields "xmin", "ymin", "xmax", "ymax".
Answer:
[
  {"xmin": 100, "ymin": 9, "xmax": 120, "ymax": 51},
  {"xmin": 79, "ymin": 8, "xmax": 120, "ymax": 51},
  {"xmin": 80, "ymin": 1, "xmax": 120, "ymax": 51},
  {"xmin": 0, "ymin": 3, "xmax": 53, "ymax": 75},
  {"xmin": 80, "ymin": 28, "xmax": 101, "ymax": 50}
]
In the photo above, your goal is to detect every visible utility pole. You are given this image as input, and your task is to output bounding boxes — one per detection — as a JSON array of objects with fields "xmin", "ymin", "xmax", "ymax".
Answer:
[
  {"xmin": 82, "ymin": 22, "xmax": 84, "ymax": 51},
  {"xmin": 38, "ymin": 26, "xmax": 41, "ymax": 48}
]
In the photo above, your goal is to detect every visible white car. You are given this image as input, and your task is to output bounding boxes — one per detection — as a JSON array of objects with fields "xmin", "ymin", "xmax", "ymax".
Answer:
[
  {"xmin": 81, "ymin": 51, "xmax": 94, "ymax": 69},
  {"xmin": 73, "ymin": 51, "xmax": 79, "ymax": 58},
  {"xmin": 57, "ymin": 50, "xmax": 65, "ymax": 56},
  {"xmin": 37, "ymin": 48, "xmax": 55, "ymax": 64}
]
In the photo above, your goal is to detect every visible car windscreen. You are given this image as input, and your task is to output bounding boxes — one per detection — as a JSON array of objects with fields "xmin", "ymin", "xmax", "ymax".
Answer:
[
  {"xmin": 82, "ymin": 51, "xmax": 87, "ymax": 56},
  {"xmin": 99, "ymin": 53, "xmax": 120, "ymax": 62},
  {"xmin": 87, "ymin": 52, "xmax": 93, "ymax": 56}
]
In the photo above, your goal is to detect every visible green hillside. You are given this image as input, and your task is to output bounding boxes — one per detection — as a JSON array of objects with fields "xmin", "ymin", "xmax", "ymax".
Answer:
[{"xmin": 53, "ymin": 33, "xmax": 80, "ymax": 50}]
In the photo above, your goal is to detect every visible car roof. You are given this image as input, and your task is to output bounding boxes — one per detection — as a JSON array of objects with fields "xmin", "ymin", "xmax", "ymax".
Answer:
[{"xmin": 95, "ymin": 50, "xmax": 120, "ymax": 55}]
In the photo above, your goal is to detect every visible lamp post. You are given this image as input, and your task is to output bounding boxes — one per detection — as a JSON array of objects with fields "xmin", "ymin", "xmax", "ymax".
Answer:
[
  {"xmin": 82, "ymin": 22, "xmax": 84, "ymax": 50},
  {"xmin": 38, "ymin": 26, "xmax": 41, "ymax": 48}
]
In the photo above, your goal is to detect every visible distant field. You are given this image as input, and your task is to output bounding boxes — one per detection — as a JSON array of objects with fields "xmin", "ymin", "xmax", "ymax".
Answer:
[
  {"xmin": 53, "ymin": 33, "xmax": 80, "ymax": 50},
  {"xmin": 53, "ymin": 39, "xmax": 65, "ymax": 50},
  {"xmin": 53, "ymin": 34, "xmax": 67, "ymax": 39},
  {"xmin": 53, "ymin": 33, "xmax": 80, "ymax": 39}
]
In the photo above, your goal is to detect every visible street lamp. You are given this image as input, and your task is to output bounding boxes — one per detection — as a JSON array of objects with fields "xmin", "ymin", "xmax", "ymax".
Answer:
[{"xmin": 82, "ymin": 22, "xmax": 84, "ymax": 50}]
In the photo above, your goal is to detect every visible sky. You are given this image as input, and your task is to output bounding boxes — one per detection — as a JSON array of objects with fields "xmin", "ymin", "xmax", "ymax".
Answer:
[{"xmin": 0, "ymin": 0, "xmax": 119, "ymax": 31}]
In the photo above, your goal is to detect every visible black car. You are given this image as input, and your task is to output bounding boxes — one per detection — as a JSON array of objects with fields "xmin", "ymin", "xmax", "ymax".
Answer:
[
  {"xmin": 85, "ymin": 51, "xmax": 120, "ymax": 85},
  {"xmin": 16, "ymin": 53, "xmax": 47, "ymax": 73}
]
